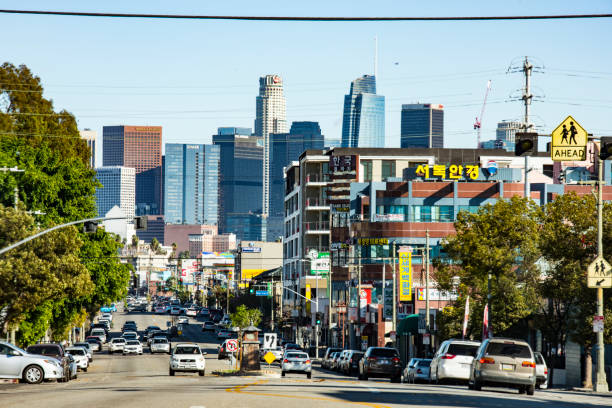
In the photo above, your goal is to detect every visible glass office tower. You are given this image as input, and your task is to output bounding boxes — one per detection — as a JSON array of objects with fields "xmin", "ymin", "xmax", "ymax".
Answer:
[
  {"xmin": 400, "ymin": 104, "xmax": 444, "ymax": 148},
  {"xmin": 164, "ymin": 144, "xmax": 220, "ymax": 225},
  {"xmin": 341, "ymin": 75, "xmax": 385, "ymax": 148}
]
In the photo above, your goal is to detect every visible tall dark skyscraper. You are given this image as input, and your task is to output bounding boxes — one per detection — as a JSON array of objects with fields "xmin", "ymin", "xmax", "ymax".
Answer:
[
  {"xmin": 164, "ymin": 143, "xmax": 220, "ymax": 225},
  {"xmin": 102, "ymin": 125, "xmax": 163, "ymax": 215},
  {"xmin": 400, "ymin": 104, "xmax": 444, "ymax": 148},
  {"xmin": 213, "ymin": 127, "xmax": 265, "ymax": 242},
  {"xmin": 268, "ymin": 121, "xmax": 324, "ymax": 240},
  {"xmin": 341, "ymin": 75, "xmax": 385, "ymax": 148}
]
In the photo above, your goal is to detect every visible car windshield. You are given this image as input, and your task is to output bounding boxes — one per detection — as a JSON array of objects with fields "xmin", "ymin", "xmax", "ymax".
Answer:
[
  {"xmin": 418, "ymin": 359, "xmax": 432, "ymax": 366},
  {"xmin": 486, "ymin": 342, "xmax": 532, "ymax": 358},
  {"xmin": 447, "ymin": 344, "xmax": 479, "ymax": 357},
  {"xmin": 26, "ymin": 345, "xmax": 60, "ymax": 355},
  {"xmin": 74, "ymin": 343, "xmax": 89, "ymax": 349},
  {"xmin": 175, "ymin": 346, "xmax": 200, "ymax": 354},
  {"xmin": 153, "ymin": 339, "xmax": 168, "ymax": 344},
  {"xmin": 86, "ymin": 339, "xmax": 98, "ymax": 343},
  {"xmin": 113, "ymin": 338, "xmax": 126, "ymax": 343},
  {"xmin": 287, "ymin": 352, "xmax": 308, "ymax": 359},
  {"xmin": 369, "ymin": 348, "xmax": 398, "ymax": 357},
  {"xmin": 127, "ymin": 341, "xmax": 140, "ymax": 345},
  {"xmin": 68, "ymin": 349, "xmax": 85, "ymax": 355}
]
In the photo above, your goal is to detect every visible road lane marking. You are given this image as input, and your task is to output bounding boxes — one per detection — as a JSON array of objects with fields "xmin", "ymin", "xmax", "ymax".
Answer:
[
  {"xmin": 225, "ymin": 379, "xmax": 391, "ymax": 408},
  {"xmin": 357, "ymin": 382, "xmax": 380, "ymax": 394}
]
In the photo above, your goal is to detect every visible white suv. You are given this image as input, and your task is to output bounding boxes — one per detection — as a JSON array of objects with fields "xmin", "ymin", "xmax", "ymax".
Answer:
[
  {"xmin": 109, "ymin": 338, "xmax": 126, "ymax": 353},
  {"xmin": 430, "ymin": 339, "xmax": 481, "ymax": 383},
  {"xmin": 169, "ymin": 343, "xmax": 206, "ymax": 376}
]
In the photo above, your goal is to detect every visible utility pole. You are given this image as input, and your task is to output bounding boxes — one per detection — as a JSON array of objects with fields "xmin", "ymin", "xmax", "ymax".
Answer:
[
  {"xmin": 271, "ymin": 275, "xmax": 274, "ymax": 331},
  {"xmin": 425, "ymin": 230, "xmax": 431, "ymax": 355},
  {"xmin": 522, "ymin": 57, "xmax": 533, "ymax": 199},
  {"xmin": 595, "ymin": 156, "xmax": 609, "ymax": 392},
  {"xmin": 357, "ymin": 244, "xmax": 362, "ymax": 347}
]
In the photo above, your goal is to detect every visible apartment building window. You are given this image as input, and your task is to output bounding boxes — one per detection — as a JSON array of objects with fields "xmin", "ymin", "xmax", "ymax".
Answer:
[
  {"xmin": 381, "ymin": 160, "xmax": 396, "ymax": 180},
  {"xmin": 410, "ymin": 205, "xmax": 454, "ymax": 222},
  {"xmin": 362, "ymin": 160, "xmax": 373, "ymax": 182}
]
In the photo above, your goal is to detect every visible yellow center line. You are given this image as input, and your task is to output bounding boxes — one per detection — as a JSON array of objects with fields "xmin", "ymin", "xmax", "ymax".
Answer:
[{"xmin": 225, "ymin": 379, "xmax": 392, "ymax": 408}]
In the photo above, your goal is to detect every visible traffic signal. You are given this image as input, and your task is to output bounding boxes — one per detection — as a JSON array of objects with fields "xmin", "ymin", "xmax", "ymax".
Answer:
[
  {"xmin": 514, "ymin": 132, "xmax": 538, "ymax": 156},
  {"xmin": 600, "ymin": 137, "xmax": 612, "ymax": 160},
  {"xmin": 315, "ymin": 312, "xmax": 322, "ymax": 325},
  {"xmin": 83, "ymin": 221, "xmax": 98, "ymax": 233},
  {"xmin": 134, "ymin": 216, "xmax": 148, "ymax": 230},
  {"xmin": 249, "ymin": 286, "xmax": 254, "ymax": 294}
]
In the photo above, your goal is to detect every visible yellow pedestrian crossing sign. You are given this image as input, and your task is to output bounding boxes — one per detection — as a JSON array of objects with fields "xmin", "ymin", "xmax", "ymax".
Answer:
[{"xmin": 551, "ymin": 116, "xmax": 588, "ymax": 161}]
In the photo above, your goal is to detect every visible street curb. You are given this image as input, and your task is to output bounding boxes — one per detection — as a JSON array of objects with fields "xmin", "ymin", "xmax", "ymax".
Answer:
[{"xmin": 0, "ymin": 379, "xmax": 18, "ymax": 384}]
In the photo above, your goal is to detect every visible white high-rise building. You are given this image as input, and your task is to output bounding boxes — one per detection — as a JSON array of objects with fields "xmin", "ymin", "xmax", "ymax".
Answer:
[
  {"xmin": 95, "ymin": 166, "xmax": 136, "ymax": 219},
  {"xmin": 255, "ymin": 74, "xmax": 287, "ymax": 238},
  {"xmin": 80, "ymin": 129, "xmax": 97, "ymax": 168}
]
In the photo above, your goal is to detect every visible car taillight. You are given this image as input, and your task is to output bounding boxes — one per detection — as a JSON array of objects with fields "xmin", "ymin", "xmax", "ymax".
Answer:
[
  {"xmin": 544, "ymin": 369, "xmax": 548, "ymax": 375},
  {"xmin": 440, "ymin": 354, "xmax": 456, "ymax": 360},
  {"xmin": 283, "ymin": 359, "xmax": 289, "ymax": 363},
  {"xmin": 416, "ymin": 368, "xmax": 422, "ymax": 374},
  {"xmin": 305, "ymin": 360, "xmax": 311, "ymax": 364},
  {"xmin": 479, "ymin": 357, "xmax": 495, "ymax": 364},
  {"xmin": 522, "ymin": 361, "xmax": 535, "ymax": 368},
  {"xmin": 368, "ymin": 357, "xmax": 377, "ymax": 362},
  {"xmin": 392, "ymin": 357, "xmax": 400, "ymax": 363}
]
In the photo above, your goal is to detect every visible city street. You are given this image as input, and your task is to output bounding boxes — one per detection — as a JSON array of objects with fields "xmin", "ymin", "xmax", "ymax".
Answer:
[{"xmin": 0, "ymin": 310, "xmax": 609, "ymax": 408}]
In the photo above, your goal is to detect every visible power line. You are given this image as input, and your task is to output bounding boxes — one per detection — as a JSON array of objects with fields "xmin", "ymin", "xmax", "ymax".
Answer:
[{"xmin": 1, "ymin": 10, "xmax": 611, "ymax": 21}]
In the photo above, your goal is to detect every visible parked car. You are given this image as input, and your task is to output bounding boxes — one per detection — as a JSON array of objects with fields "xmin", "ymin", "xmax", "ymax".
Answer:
[
  {"xmin": 281, "ymin": 351, "xmax": 312, "ymax": 378},
  {"xmin": 109, "ymin": 337, "xmax": 127, "ymax": 353},
  {"xmin": 170, "ymin": 306, "xmax": 182, "ymax": 315},
  {"xmin": 0, "ymin": 341, "xmax": 65, "ymax": 384},
  {"xmin": 123, "ymin": 340, "xmax": 143, "ymax": 355},
  {"xmin": 358, "ymin": 347, "xmax": 402, "ymax": 382},
  {"xmin": 73, "ymin": 342, "xmax": 93, "ymax": 362},
  {"xmin": 322, "ymin": 347, "xmax": 342, "ymax": 369},
  {"xmin": 260, "ymin": 347, "xmax": 283, "ymax": 362},
  {"xmin": 66, "ymin": 347, "xmax": 89, "ymax": 372},
  {"xmin": 150, "ymin": 337, "xmax": 171, "ymax": 354},
  {"xmin": 405, "ymin": 358, "xmax": 432, "ymax": 383},
  {"xmin": 534, "ymin": 352, "xmax": 548, "ymax": 389},
  {"xmin": 185, "ymin": 307, "xmax": 198, "ymax": 317},
  {"xmin": 100, "ymin": 305, "xmax": 115, "ymax": 313},
  {"xmin": 202, "ymin": 321, "xmax": 216, "ymax": 332},
  {"xmin": 98, "ymin": 319, "xmax": 111, "ymax": 331},
  {"xmin": 430, "ymin": 339, "xmax": 481, "ymax": 384},
  {"xmin": 66, "ymin": 354, "xmax": 78, "ymax": 379},
  {"xmin": 25, "ymin": 343, "xmax": 71, "ymax": 383},
  {"xmin": 217, "ymin": 329, "xmax": 233, "ymax": 340},
  {"xmin": 469, "ymin": 338, "xmax": 537, "ymax": 395},
  {"xmin": 330, "ymin": 352, "xmax": 343, "ymax": 371},
  {"xmin": 217, "ymin": 339, "xmax": 237, "ymax": 360},
  {"xmin": 85, "ymin": 337, "xmax": 103, "ymax": 352},
  {"xmin": 178, "ymin": 316, "xmax": 189, "ymax": 325},
  {"xmin": 335, "ymin": 350, "xmax": 350, "ymax": 372},
  {"xmin": 169, "ymin": 343, "xmax": 206, "ymax": 376},
  {"xmin": 154, "ymin": 306, "xmax": 167, "ymax": 314},
  {"xmin": 101, "ymin": 313, "xmax": 113, "ymax": 322},
  {"xmin": 341, "ymin": 350, "xmax": 364, "ymax": 376}
]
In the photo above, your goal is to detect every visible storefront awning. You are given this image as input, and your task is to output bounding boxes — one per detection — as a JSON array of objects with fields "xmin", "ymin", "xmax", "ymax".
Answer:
[{"xmin": 398, "ymin": 314, "xmax": 419, "ymax": 336}]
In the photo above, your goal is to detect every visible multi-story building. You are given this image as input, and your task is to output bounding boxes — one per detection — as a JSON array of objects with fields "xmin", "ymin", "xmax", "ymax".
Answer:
[
  {"xmin": 135, "ymin": 215, "xmax": 165, "ymax": 244},
  {"xmin": 255, "ymin": 75, "xmax": 288, "ymax": 233},
  {"xmin": 102, "ymin": 125, "xmax": 163, "ymax": 215},
  {"xmin": 164, "ymin": 223, "xmax": 217, "ymax": 255},
  {"xmin": 80, "ymin": 129, "xmax": 96, "ymax": 168},
  {"xmin": 341, "ymin": 75, "xmax": 385, "ymax": 148},
  {"xmin": 213, "ymin": 233, "xmax": 237, "ymax": 252},
  {"xmin": 213, "ymin": 127, "xmax": 265, "ymax": 241},
  {"xmin": 269, "ymin": 121, "xmax": 324, "ymax": 241},
  {"xmin": 164, "ymin": 143, "xmax": 219, "ymax": 225},
  {"xmin": 495, "ymin": 120, "xmax": 522, "ymax": 152},
  {"xmin": 400, "ymin": 104, "xmax": 444, "ymax": 148},
  {"xmin": 95, "ymin": 166, "xmax": 135, "ymax": 219}
]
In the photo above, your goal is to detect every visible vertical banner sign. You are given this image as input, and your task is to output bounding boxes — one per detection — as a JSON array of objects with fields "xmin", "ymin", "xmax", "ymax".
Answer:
[{"xmin": 399, "ymin": 250, "xmax": 412, "ymax": 301}]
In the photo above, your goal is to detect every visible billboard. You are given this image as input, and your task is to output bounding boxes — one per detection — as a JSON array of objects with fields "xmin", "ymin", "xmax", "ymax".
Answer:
[
  {"xmin": 398, "ymin": 250, "xmax": 412, "ymax": 302},
  {"xmin": 310, "ymin": 252, "xmax": 330, "ymax": 275}
]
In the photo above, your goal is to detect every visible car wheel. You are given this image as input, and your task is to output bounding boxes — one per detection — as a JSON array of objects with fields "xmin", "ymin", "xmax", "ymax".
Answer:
[
  {"xmin": 23, "ymin": 365, "xmax": 44, "ymax": 384},
  {"xmin": 281, "ymin": 371, "xmax": 285, "ymax": 377},
  {"xmin": 473, "ymin": 379, "xmax": 482, "ymax": 391},
  {"xmin": 307, "ymin": 372, "xmax": 312, "ymax": 379},
  {"xmin": 83, "ymin": 367, "xmax": 88, "ymax": 372},
  {"xmin": 518, "ymin": 386, "xmax": 526, "ymax": 394},
  {"xmin": 526, "ymin": 384, "xmax": 535, "ymax": 396},
  {"xmin": 468, "ymin": 381, "xmax": 474, "ymax": 390},
  {"xmin": 169, "ymin": 369, "xmax": 175, "ymax": 376},
  {"xmin": 391, "ymin": 375, "xmax": 401, "ymax": 383},
  {"xmin": 199, "ymin": 370, "xmax": 205, "ymax": 376}
]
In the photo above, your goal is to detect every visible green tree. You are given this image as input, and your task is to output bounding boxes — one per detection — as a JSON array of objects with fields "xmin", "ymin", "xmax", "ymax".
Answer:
[
  {"xmin": 230, "ymin": 305, "xmax": 262, "ymax": 329},
  {"xmin": 435, "ymin": 197, "xmax": 541, "ymax": 339}
]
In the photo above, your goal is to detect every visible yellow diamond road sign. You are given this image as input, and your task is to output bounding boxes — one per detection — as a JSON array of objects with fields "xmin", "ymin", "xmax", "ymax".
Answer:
[
  {"xmin": 551, "ymin": 115, "xmax": 588, "ymax": 161},
  {"xmin": 263, "ymin": 351, "xmax": 276, "ymax": 364},
  {"xmin": 587, "ymin": 256, "xmax": 612, "ymax": 288}
]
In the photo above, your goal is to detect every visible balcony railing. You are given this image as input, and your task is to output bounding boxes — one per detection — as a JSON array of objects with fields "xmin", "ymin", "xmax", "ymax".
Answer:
[
  {"xmin": 305, "ymin": 198, "xmax": 329, "ymax": 207},
  {"xmin": 305, "ymin": 174, "xmax": 330, "ymax": 183},
  {"xmin": 304, "ymin": 221, "xmax": 330, "ymax": 232}
]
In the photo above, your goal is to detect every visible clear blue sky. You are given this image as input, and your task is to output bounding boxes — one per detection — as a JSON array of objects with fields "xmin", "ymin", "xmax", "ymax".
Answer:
[{"xmin": 2, "ymin": 1, "xmax": 612, "ymax": 164}]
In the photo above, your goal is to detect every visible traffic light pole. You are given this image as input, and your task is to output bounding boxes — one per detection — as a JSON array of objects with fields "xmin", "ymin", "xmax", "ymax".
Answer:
[{"xmin": 0, "ymin": 215, "xmax": 139, "ymax": 256}]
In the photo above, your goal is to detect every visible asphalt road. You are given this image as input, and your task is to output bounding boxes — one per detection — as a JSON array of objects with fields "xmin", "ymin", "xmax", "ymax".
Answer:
[{"xmin": 1, "ymin": 308, "xmax": 610, "ymax": 408}]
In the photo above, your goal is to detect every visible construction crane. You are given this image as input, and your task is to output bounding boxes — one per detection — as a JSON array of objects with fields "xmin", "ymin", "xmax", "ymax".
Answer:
[{"xmin": 474, "ymin": 80, "xmax": 492, "ymax": 148}]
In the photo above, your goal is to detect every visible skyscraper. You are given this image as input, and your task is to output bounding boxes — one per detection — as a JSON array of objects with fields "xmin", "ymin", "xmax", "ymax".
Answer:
[
  {"xmin": 495, "ymin": 120, "xmax": 522, "ymax": 152},
  {"xmin": 213, "ymin": 127, "xmax": 265, "ymax": 242},
  {"xmin": 95, "ymin": 166, "xmax": 135, "ymax": 219},
  {"xmin": 341, "ymin": 75, "xmax": 385, "ymax": 148},
  {"xmin": 164, "ymin": 143, "xmax": 220, "ymax": 225},
  {"xmin": 102, "ymin": 125, "xmax": 163, "ymax": 215},
  {"xmin": 268, "ymin": 121, "xmax": 324, "ymax": 240},
  {"xmin": 255, "ymin": 75, "xmax": 287, "ymax": 233},
  {"xmin": 400, "ymin": 104, "xmax": 444, "ymax": 148},
  {"xmin": 80, "ymin": 129, "xmax": 96, "ymax": 168}
]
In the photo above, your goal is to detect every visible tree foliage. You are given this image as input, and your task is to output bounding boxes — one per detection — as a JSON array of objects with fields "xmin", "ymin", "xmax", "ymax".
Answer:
[{"xmin": 230, "ymin": 304, "xmax": 262, "ymax": 329}]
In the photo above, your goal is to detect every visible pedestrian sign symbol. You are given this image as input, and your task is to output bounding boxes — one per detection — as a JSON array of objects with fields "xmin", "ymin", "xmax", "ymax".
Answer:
[
  {"xmin": 587, "ymin": 256, "xmax": 612, "ymax": 288},
  {"xmin": 551, "ymin": 116, "xmax": 588, "ymax": 161}
]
